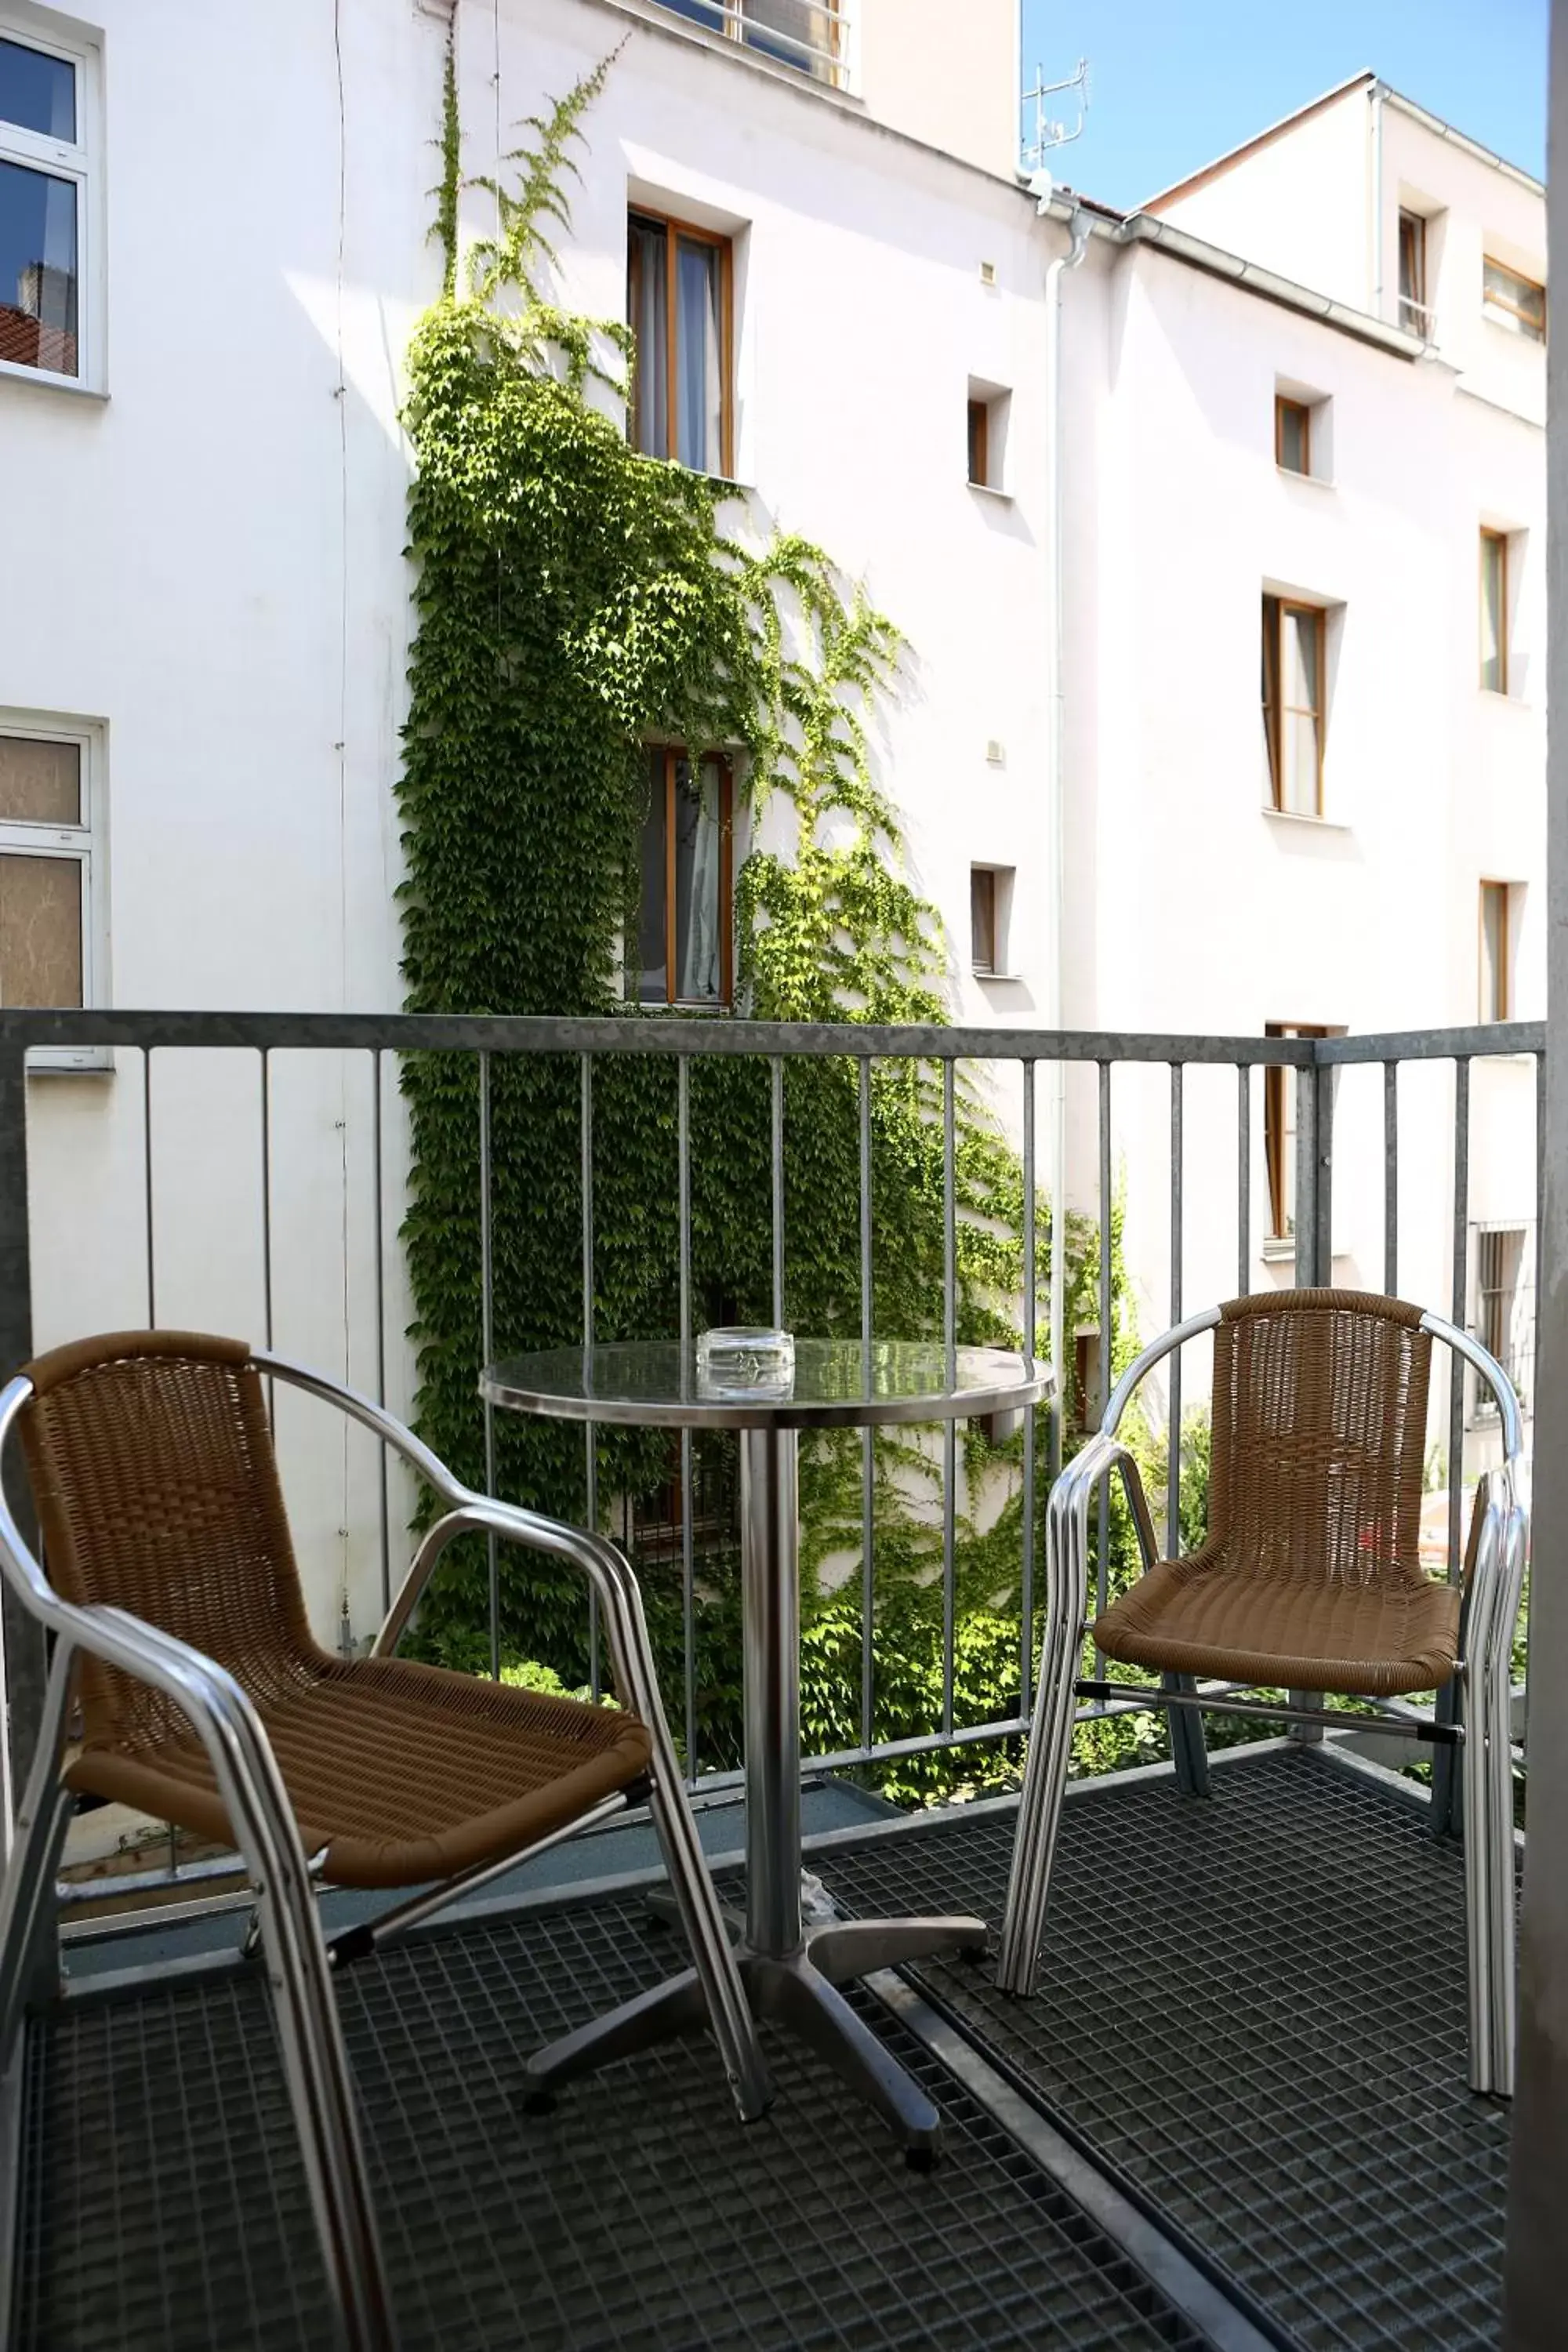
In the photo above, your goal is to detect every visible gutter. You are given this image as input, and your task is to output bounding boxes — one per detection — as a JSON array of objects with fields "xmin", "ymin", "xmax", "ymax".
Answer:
[{"xmin": 1035, "ymin": 191, "xmax": 1426, "ymax": 362}]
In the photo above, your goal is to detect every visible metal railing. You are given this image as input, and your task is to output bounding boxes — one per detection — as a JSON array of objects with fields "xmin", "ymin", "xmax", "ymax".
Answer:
[
  {"xmin": 0, "ymin": 1008, "xmax": 1542, "ymax": 1904},
  {"xmin": 648, "ymin": 0, "xmax": 849, "ymax": 89}
]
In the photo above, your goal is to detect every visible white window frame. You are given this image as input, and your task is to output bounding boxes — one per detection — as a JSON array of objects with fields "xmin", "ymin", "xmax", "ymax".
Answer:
[
  {"xmin": 0, "ymin": 7, "xmax": 101, "ymax": 393},
  {"xmin": 0, "ymin": 709, "xmax": 107, "ymax": 1070}
]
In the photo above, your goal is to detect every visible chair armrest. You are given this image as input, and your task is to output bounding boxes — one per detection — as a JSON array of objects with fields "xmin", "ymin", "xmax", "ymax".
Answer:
[{"xmin": 1058, "ymin": 1432, "xmax": 1161, "ymax": 1577}]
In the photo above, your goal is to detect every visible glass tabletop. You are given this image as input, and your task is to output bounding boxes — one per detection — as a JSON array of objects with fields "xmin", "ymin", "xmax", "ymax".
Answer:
[{"xmin": 481, "ymin": 1339, "xmax": 1051, "ymax": 1430}]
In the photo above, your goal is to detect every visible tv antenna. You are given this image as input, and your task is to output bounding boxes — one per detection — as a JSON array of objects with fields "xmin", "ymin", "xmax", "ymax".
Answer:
[{"xmin": 1022, "ymin": 58, "xmax": 1090, "ymax": 172}]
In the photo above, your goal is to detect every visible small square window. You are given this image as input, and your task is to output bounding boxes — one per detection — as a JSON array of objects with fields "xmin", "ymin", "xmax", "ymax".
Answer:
[
  {"xmin": 1275, "ymin": 396, "xmax": 1311, "ymax": 476},
  {"xmin": 970, "ymin": 866, "xmax": 1013, "ymax": 976}
]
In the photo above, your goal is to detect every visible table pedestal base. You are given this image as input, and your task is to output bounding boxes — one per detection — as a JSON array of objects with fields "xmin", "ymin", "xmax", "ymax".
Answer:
[{"xmin": 522, "ymin": 1912, "xmax": 988, "ymax": 2158}]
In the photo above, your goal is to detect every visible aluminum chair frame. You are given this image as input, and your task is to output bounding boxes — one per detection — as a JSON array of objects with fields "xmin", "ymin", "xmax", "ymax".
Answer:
[
  {"xmin": 995, "ymin": 1304, "xmax": 1529, "ymax": 2100},
  {"xmin": 0, "ymin": 1350, "xmax": 770, "ymax": 2352}
]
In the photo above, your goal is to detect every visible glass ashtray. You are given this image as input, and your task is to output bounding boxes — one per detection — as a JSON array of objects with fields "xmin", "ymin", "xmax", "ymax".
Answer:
[{"xmin": 695, "ymin": 1327, "xmax": 796, "ymax": 1400}]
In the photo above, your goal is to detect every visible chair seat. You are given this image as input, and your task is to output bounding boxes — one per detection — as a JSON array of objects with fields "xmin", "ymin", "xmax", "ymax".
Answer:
[
  {"xmin": 67, "ymin": 1653, "xmax": 652, "ymax": 1887},
  {"xmin": 1094, "ymin": 1556, "xmax": 1461, "ymax": 1699}
]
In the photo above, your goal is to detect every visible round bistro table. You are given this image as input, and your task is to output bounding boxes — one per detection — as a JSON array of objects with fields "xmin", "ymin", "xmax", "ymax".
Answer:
[{"xmin": 481, "ymin": 1337, "xmax": 1051, "ymax": 2156}]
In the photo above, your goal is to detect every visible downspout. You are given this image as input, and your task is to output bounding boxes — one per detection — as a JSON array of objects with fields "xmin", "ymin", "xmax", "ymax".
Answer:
[
  {"xmin": 1369, "ymin": 79, "xmax": 1385, "ymax": 320},
  {"xmin": 1041, "ymin": 197, "xmax": 1090, "ymax": 1428}
]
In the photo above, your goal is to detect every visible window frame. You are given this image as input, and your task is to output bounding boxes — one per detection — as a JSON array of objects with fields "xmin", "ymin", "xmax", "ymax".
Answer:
[
  {"xmin": 1472, "ymin": 1225, "xmax": 1530, "ymax": 1419},
  {"xmin": 1274, "ymin": 394, "xmax": 1311, "ymax": 476},
  {"xmin": 967, "ymin": 397, "xmax": 989, "ymax": 488},
  {"xmin": 639, "ymin": 744, "xmax": 735, "ymax": 1010},
  {"xmin": 0, "ymin": 710, "xmax": 105, "ymax": 1069},
  {"xmin": 1261, "ymin": 593, "xmax": 1327, "ymax": 818},
  {"xmin": 1479, "ymin": 879, "xmax": 1516, "ymax": 1023},
  {"xmin": 1483, "ymin": 256, "xmax": 1546, "ymax": 343},
  {"xmin": 0, "ymin": 13, "xmax": 98, "ymax": 391},
  {"xmin": 1263, "ymin": 1022, "xmax": 1333, "ymax": 1244},
  {"xmin": 1479, "ymin": 527, "xmax": 1510, "ymax": 695},
  {"xmin": 1397, "ymin": 208, "xmax": 1429, "ymax": 337},
  {"xmin": 626, "ymin": 205, "xmax": 735, "ymax": 481}
]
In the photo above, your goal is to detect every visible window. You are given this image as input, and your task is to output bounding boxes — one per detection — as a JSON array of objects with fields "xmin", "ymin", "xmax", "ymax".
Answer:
[
  {"xmin": 1475, "ymin": 1228, "xmax": 1530, "ymax": 1410},
  {"xmin": 650, "ymin": 1, "xmax": 844, "ymax": 87},
  {"xmin": 967, "ymin": 399, "xmax": 989, "ymax": 487},
  {"xmin": 1397, "ymin": 209, "xmax": 1430, "ymax": 337},
  {"xmin": 1483, "ymin": 258, "xmax": 1545, "ymax": 343},
  {"xmin": 637, "ymin": 748, "xmax": 732, "ymax": 1006},
  {"xmin": 0, "ymin": 25, "xmax": 91, "ymax": 383},
  {"xmin": 0, "ymin": 721, "xmax": 100, "ymax": 1058},
  {"xmin": 1261, "ymin": 596, "xmax": 1325, "ymax": 817},
  {"xmin": 970, "ymin": 866, "xmax": 1013, "ymax": 977},
  {"xmin": 1479, "ymin": 880, "xmax": 1519, "ymax": 1022},
  {"xmin": 1263, "ymin": 1022, "xmax": 1332, "ymax": 1243},
  {"xmin": 1275, "ymin": 395, "xmax": 1311, "ymax": 476},
  {"xmin": 627, "ymin": 209, "xmax": 732, "ymax": 477},
  {"xmin": 1480, "ymin": 529, "xmax": 1509, "ymax": 693}
]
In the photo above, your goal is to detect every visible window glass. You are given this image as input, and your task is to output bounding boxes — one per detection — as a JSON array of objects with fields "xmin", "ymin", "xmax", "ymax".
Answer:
[
  {"xmin": 674, "ymin": 235, "xmax": 723, "ymax": 474},
  {"xmin": 628, "ymin": 215, "xmax": 669, "ymax": 460},
  {"xmin": 0, "ymin": 36, "xmax": 74, "ymax": 141},
  {"xmin": 0, "ymin": 158, "xmax": 78, "ymax": 375},
  {"xmin": 1480, "ymin": 883, "xmax": 1509, "ymax": 1021},
  {"xmin": 0, "ymin": 734, "xmax": 79, "ymax": 824},
  {"xmin": 1276, "ymin": 400, "xmax": 1308, "ymax": 474},
  {"xmin": 967, "ymin": 401, "xmax": 988, "ymax": 485},
  {"xmin": 0, "ymin": 851, "xmax": 80, "ymax": 1005},
  {"xmin": 1397, "ymin": 210, "xmax": 1427, "ymax": 333},
  {"xmin": 1481, "ymin": 534, "xmax": 1508, "ymax": 693},
  {"xmin": 971, "ymin": 869, "xmax": 996, "ymax": 972},
  {"xmin": 672, "ymin": 756, "xmax": 724, "ymax": 1000},
  {"xmin": 1483, "ymin": 260, "xmax": 1545, "ymax": 342},
  {"xmin": 1279, "ymin": 608, "xmax": 1321, "ymax": 815},
  {"xmin": 638, "ymin": 752, "xmax": 669, "ymax": 1002}
]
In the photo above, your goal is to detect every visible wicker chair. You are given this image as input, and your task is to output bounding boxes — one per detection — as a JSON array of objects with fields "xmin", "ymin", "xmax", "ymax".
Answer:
[
  {"xmin": 996, "ymin": 1290, "xmax": 1528, "ymax": 2098},
  {"xmin": 0, "ymin": 1332, "xmax": 770, "ymax": 2352}
]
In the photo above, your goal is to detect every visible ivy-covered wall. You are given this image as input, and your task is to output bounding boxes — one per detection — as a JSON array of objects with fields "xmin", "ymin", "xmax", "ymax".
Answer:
[{"xmin": 396, "ymin": 50, "xmax": 1145, "ymax": 1795}]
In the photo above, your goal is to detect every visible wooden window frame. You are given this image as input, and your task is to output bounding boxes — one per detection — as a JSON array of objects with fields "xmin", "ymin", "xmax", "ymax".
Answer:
[
  {"xmin": 1274, "ymin": 395, "xmax": 1311, "ymax": 476},
  {"xmin": 1480, "ymin": 528, "xmax": 1509, "ymax": 695},
  {"xmin": 1263, "ymin": 1022, "xmax": 1334, "ymax": 1242},
  {"xmin": 967, "ymin": 397, "xmax": 989, "ymax": 488},
  {"xmin": 1261, "ymin": 595, "xmax": 1326, "ymax": 817},
  {"xmin": 1483, "ymin": 256, "xmax": 1546, "ymax": 343},
  {"xmin": 1479, "ymin": 880, "xmax": 1513, "ymax": 1022},
  {"xmin": 626, "ymin": 205, "xmax": 735, "ymax": 479},
  {"xmin": 644, "ymin": 746, "xmax": 735, "ymax": 1009},
  {"xmin": 1397, "ymin": 209, "xmax": 1428, "ymax": 336}
]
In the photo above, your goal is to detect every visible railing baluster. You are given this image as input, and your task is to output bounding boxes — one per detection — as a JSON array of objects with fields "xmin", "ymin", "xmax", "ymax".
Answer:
[
  {"xmin": 859, "ymin": 1054, "xmax": 875, "ymax": 1755},
  {"xmin": 1097, "ymin": 1061, "xmax": 1112, "ymax": 1639},
  {"xmin": 1449, "ymin": 1057, "xmax": 1471, "ymax": 1582},
  {"xmin": 942, "ymin": 1055, "xmax": 956, "ymax": 1738},
  {"xmin": 1167, "ymin": 1063, "xmax": 1183, "ymax": 1552},
  {"xmin": 581, "ymin": 1053, "xmax": 600, "ymax": 1703},
  {"xmin": 1021, "ymin": 1061, "xmax": 1036, "ymax": 1715},
  {"xmin": 678, "ymin": 1055, "xmax": 696, "ymax": 1781},
  {"xmin": 770, "ymin": 1054, "xmax": 784, "ymax": 1326},
  {"xmin": 1384, "ymin": 1060, "xmax": 1399, "ymax": 1298},
  {"xmin": 1236, "ymin": 1062, "xmax": 1250, "ymax": 1298},
  {"xmin": 143, "ymin": 1047, "xmax": 157, "ymax": 1328},
  {"xmin": 259, "ymin": 1048, "xmax": 273, "ymax": 1354},
  {"xmin": 478, "ymin": 1051, "xmax": 499, "ymax": 1682},
  {"xmin": 372, "ymin": 1049, "xmax": 390, "ymax": 1618}
]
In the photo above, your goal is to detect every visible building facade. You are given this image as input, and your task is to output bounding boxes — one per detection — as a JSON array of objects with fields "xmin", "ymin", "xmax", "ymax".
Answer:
[{"xmin": 0, "ymin": 0, "xmax": 1545, "ymax": 1643}]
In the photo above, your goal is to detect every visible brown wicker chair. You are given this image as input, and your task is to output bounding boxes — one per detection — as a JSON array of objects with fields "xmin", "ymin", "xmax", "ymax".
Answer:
[
  {"xmin": 996, "ymin": 1290, "xmax": 1528, "ymax": 2100},
  {"xmin": 0, "ymin": 1332, "xmax": 770, "ymax": 2352}
]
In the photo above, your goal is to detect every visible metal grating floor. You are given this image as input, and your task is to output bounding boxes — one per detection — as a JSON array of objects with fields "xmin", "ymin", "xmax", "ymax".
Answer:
[
  {"xmin": 17, "ymin": 1882, "xmax": 1210, "ymax": 2350},
  {"xmin": 817, "ymin": 1748, "xmax": 1511, "ymax": 2352}
]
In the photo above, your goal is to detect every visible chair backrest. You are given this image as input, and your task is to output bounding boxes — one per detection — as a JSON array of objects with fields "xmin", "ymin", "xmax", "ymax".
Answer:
[
  {"xmin": 18, "ymin": 1331, "xmax": 323, "ymax": 1755},
  {"xmin": 1205, "ymin": 1290, "xmax": 1432, "ymax": 1592}
]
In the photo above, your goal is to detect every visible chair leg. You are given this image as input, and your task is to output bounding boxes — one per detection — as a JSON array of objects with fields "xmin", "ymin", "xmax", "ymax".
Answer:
[
  {"xmin": 996, "ymin": 1490, "xmax": 1085, "ymax": 1998},
  {"xmin": 1163, "ymin": 1672, "xmax": 1210, "ymax": 1798},
  {"xmin": 1460, "ymin": 1659, "xmax": 1495, "ymax": 2095}
]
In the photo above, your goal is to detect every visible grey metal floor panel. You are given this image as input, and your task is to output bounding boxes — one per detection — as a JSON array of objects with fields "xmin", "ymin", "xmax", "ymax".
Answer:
[
  {"xmin": 815, "ymin": 1749, "xmax": 1509, "ymax": 2352},
  {"xmin": 16, "ymin": 1890, "xmax": 1210, "ymax": 2351}
]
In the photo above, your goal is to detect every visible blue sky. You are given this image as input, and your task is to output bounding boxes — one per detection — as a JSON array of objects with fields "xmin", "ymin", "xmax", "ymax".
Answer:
[{"xmin": 1019, "ymin": 1, "xmax": 1548, "ymax": 211}]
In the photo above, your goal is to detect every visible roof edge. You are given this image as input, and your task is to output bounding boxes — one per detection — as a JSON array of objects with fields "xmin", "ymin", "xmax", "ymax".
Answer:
[{"xmin": 1141, "ymin": 71, "xmax": 1375, "ymax": 215}]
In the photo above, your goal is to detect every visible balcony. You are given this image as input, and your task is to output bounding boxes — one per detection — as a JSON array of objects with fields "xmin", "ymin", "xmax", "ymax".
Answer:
[
  {"xmin": 0, "ymin": 1009, "xmax": 1536, "ymax": 2351},
  {"xmin": 648, "ymin": 1, "xmax": 849, "ymax": 90}
]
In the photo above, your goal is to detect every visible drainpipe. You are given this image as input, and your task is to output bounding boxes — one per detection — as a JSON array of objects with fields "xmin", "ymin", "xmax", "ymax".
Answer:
[
  {"xmin": 1041, "ymin": 197, "xmax": 1090, "ymax": 1426},
  {"xmin": 1369, "ymin": 79, "xmax": 1385, "ymax": 321}
]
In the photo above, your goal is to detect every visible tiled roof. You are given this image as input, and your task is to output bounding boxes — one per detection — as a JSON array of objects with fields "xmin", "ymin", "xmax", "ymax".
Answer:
[{"xmin": 0, "ymin": 305, "xmax": 77, "ymax": 375}]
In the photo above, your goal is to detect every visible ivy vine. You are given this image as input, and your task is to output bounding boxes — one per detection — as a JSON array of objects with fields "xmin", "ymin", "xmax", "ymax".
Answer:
[{"xmin": 396, "ymin": 47, "xmax": 1149, "ymax": 1794}]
